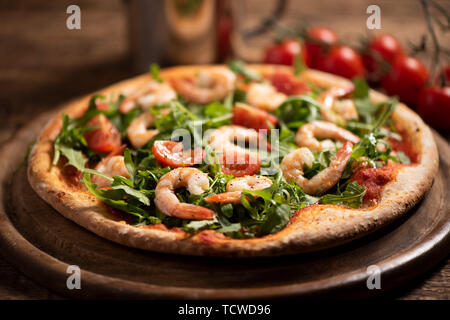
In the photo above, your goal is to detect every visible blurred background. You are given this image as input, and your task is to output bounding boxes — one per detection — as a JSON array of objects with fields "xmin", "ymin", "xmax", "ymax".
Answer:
[{"xmin": 0, "ymin": 0, "xmax": 449, "ymax": 299}]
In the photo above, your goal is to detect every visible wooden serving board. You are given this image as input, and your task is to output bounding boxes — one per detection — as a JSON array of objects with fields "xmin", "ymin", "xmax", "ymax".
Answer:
[{"xmin": 0, "ymin": 110, "xmax": 449, "ymax": 299}]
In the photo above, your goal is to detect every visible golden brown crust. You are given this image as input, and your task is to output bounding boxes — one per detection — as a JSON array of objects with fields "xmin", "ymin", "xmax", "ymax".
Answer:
[{"xmin": 27, "ymin": 65, "xmax": 439, "ymax": 257}]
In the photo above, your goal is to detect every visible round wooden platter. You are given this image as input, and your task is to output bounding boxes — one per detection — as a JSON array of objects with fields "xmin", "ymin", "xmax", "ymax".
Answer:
[{"xmin": 0, "ymin": 110, "xmax": 449, "ymax": 300}]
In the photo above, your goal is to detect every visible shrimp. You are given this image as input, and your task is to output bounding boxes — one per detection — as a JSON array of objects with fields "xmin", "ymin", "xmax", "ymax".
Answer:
[
  {"xmin": 295, "ymin": 120, "xmax": 360, "ymax": 152},
  {"xmin": 120, "ymin": 81, "xmax": 176, "ymax": 113},
  {"xmin": 207, "ymin": 125, "xmax": 269, "ymax": 169},
  {"xmin": 92, "ymin": 145, "xmax": 129, "ymax": 188},
  {"xmin": 154, "ymin": 168, "xmax": 215, "ymax": 220},
  {"xmin": 127, "ymin": 112, "xmax": 158, "ymax": 149},
  {"xmin": 281, "ymin": 142, "xmax": 353, "ymax": 195},
  {"xmin": 204, "ymin": 175, "xmax": 272, "ymax": 204},
  {"xmin": 170, "ymin": 68, "xmax": 236, "ymax": 104},
  {"xmin": 127, "ymin": 109, "xmax": 171, "ymax": 149},
  {"xmin": 317, "ymin": 85, "xmax": 358, "ymax": 123},
  {"xmin": 246, "ymin": 82, "xmax": 287, "ymax": 111},
  {"xmin": 208, "ymin": 125, "xmax": 269, "ymax": 154}
]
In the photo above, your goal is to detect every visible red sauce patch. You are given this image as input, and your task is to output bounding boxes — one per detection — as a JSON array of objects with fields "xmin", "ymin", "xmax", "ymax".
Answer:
[
  {"xmin": 387, "ymin": 130, "xmax": 420, "ymax": 164},
  {"xmin": 350, "ymin": 164, "xmax": 400, "ymax": 206},
  {"xmin": 266, "ymin": 72, "xmax": 311, "ymax": 96}
]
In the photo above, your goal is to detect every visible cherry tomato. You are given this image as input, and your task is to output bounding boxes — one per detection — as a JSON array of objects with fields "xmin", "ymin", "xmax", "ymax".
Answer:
[
  {"xmin": 417, "ymin": 86, "xmax": 450, "ymax": 131},
  {"xmin": 263, "ymin": 39, "xmax": 308, "ymax": 66},
  {"xmin": 363, "ymin": 33, "xmax": 404, "ymax": 74},
  {"xmin": 303, "ymin": 26, "xmax": 339, "ymax": 68},
  {"xmin": 316, "ymin": 46, "xmax": 365, "ymax": 79},
  {"xmin": 84, "ymin": 114, "xmax": 121, "ymax": 154},
  {"xmin": 381, "ymin": 55, "xmax": 429, "ymax": 107},
  {"xmin": 232, "ymin": 103, "xmax": 278, "ymax": 130},
  {"xmin": 218, "ymin": 152, "xmax": 260, "ymax": 177},
  {"xmin": 267, "ymin": 72, "xmax": 311, "ymax": 95},
  {"xmin": 152, "ymin": 141, "xmax": 204, "ymax": 168}
]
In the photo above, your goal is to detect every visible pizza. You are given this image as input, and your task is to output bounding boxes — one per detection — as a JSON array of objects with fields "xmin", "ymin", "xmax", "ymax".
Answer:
[{"xmin": 27, "ymin": 63, "xmax": 439, "ymax": 257}]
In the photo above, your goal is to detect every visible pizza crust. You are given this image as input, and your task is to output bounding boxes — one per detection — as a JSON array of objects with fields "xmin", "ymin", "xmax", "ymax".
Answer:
[{"xmin": 28, "ymin": 65, "xmax": 439, "ymax": 257}]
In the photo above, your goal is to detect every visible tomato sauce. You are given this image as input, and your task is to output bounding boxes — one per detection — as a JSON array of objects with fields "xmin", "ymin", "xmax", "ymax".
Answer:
[
  {"xmin": 350, "ymin": 164, "xmax": 400, "ymax": 206},
  {"xmin": 387, "ymin": 130, "xmax": 420, "ymax": 164}
]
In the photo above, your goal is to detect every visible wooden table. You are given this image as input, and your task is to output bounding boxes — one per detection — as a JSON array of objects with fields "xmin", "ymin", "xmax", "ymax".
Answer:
[{"xmin": 0, "ymin": 0, "xmax": 448, "ymax": 299}]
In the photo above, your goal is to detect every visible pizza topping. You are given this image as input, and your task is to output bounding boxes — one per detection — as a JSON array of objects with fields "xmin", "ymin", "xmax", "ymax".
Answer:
[
  {"xmin": 84, "ymin": 114, "xmax": 122, "ymax": 154},
  {"xmin": 152, "ymin": 140, "xmax": 204, "ymax": 168},
  {"xmin": 350, "ymin": 164, "xmax": 398, "ymax": 206},
  {"xmin": 316, "ymin": 84, "xmax": 358, "ymax": 123},
  {"xmin": 246, "ymin": 82, "xmax": 287, "ymax": 111},
  {"xmin": 267, "ymin": 71, "xmax": 311, "ymax": 96},
  {"xmin": 232, "ymin": 102, "xmax": 278, "ymax": 130},
  {"xmin": 154, "ymin": 168, "xmax": 215, "ymax": 220},
  {"xmin": 387, "ymin": 130, "xmax": 419, "ymax": 164},
  {"xmin": 170, "ymin": 68, "xmax": 236, "ymax": 104},
  {"xmin": 51, "ymin": 64, "xmax": 421, "ymax": 239},
  {"xmin": 281, "ymin": 142, "xmax": 354, "ymax": 196},
  {"xmin": 205, "ymin": 175, "xmax": 273, "ymax": 204},
  {"xmin": 119, "ymin": 80, "xmax": 176, "ymax": 113},
  {"xmin": 295, "ymin": 120, "xmax": 360, "ymax": 152},
  {"xmin": 126, "ymin": 111, "xmax": 160, "ymax": 149},
  {"xmin": 92, "ymin": 152, "xmax": 130, "ymax": 189}
]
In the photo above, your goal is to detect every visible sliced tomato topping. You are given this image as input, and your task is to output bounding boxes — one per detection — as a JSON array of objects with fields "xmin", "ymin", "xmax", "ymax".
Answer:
[
  {"xmin": 267, "ymin": 72, "xmax": 311, "ymax": 95},
  {"xmin": 218, "ymin": 152, "xmax": 260, "ymax": 177},
  {"xmin": 232, "ymin": 103, "xmax": 278, "ymax": 130},
  {"xmin": 152, "ymin": 141, "xmax": 204, "ymax": 168},
  {"xmin": 84, "ymin": 114, "xmax": 121, "ymax": 154}
]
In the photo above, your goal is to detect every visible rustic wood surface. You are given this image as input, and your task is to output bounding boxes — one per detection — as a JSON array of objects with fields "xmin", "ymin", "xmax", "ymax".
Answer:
[{"xmin": 0, "ymin": 0, "xmax": 448, "ymax": 299}]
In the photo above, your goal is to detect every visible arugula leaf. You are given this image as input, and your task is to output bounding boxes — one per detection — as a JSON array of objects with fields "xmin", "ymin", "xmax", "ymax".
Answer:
[
  {"xmin": 228, "ymin": 60, "xmax": 261, "ymax": 82},
  {"xmin": 217, "ymin": 222, "xmax": 242, "ymax": 235},
  {"xmin": 396, "ymin": 151, "xmax": 411, "ymax": 164},
  {"xmin": 184, "ymin": 218, "xmax": 220, "ymax": 234},
  {"xmin": 259, "ymin": 204, "xmax": 290, "ymax": 235},
  {"xmin": 111, "ymin": 181, "xmax": 150, "ymax": 206},
  {"xmin": 352, "ymin": 77, "xmax": 370, "ymax": 99},
  {"xmin": 123, "ymin": 148, "xmax": 137, "ymax": 182},
  {"xmin": 150, "ymin": 63, "xmax": 163, "ymax": 83},
  {"xmin": 56, "ymin": 144, "xmax": 87, "ymax": 171},
  {"xmin": 320, "ymin": 181, "xmax": 366, "ymax": 208},
  {"xmin": 275, "ymin": 95, "xmax": 321, "ymax": 129},
  {"xmin": 350, "ymin": 98, "xmax": 398, "ymax": 165},
  {"xmin": 82, "ymin": 172, "xmax": 147, "ymax": 220},
  {"xmin": 293, "ymin": 51, "xmax": 306, "ymax": 75},
  {"xmin": 303, "ymin": 149, "xmax": 333, "ymax": 179}
]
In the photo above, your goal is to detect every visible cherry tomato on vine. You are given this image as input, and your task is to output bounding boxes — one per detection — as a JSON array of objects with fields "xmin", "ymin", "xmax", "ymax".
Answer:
[
  {"xmin": 263, "ymin": 39, "xmax": 308, "ymax": 66},
  {"xmin": 381, "ymin": 55, "xmax": 429, "ymax": 107},
  {"xmin": 316, "ymin": 46, "xmax": 365, "ymax": 79},
  {"xmin": 417, "ymin": 86, "xmax": 450, "ymax": 131},
  {"xmin": 362, "ymin": 33, "xmax": 404, "ymax": 74},
  {"xmin": 303, "ymin": 26, "xmax": 339, "ymax": 68}
]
